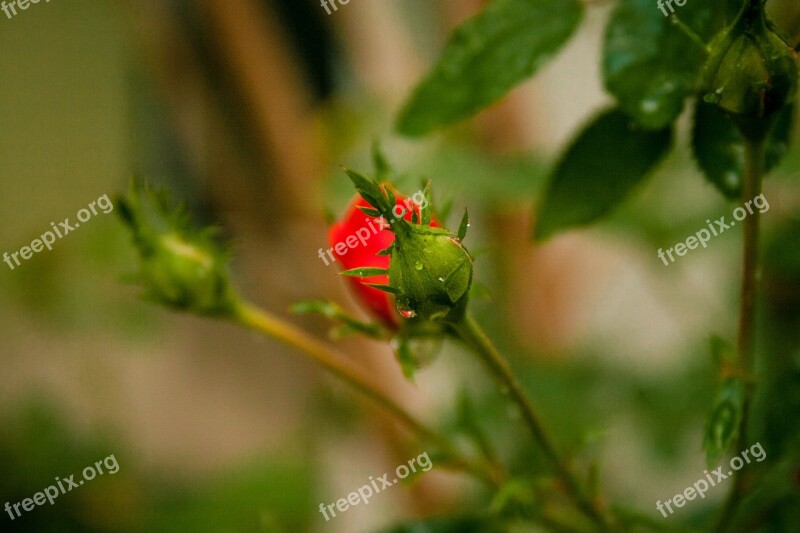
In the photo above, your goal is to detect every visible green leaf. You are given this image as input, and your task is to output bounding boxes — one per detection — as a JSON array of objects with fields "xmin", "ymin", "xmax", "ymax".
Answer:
[
  {"xmin": 339, "ymin": 267, "xmax": 388, "ymax": 278},
  {"xmin": 396, "ymin": 0, "xmax": 583, "ymax": 136},
  {"xmin": 703, "ymin": 377, "xmax": 746, "ymax": 467},
  {"xmin": 692, "ymin": 101, "xmax": 794, "ymax": 199},
  {"xmin": 535, "ymin": 108, "xmax": 672, "ymax": 240},
  {"xmin": 291, "ymin": 300, "xmax": 386, "ymax": 338},
  {"xmin": 603, "ymin": 0, "xmax": 733, "ymax": 129},
  {"xmin": 393, "ymin": 334, "xmax": 445, "ymax": 381}
]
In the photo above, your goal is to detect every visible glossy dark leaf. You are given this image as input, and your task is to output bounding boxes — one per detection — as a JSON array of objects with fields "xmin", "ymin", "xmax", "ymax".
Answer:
[
  {"xmin": 535, "ymin": 109, "xmax": 672, "ymax": 240},
  {"xmin": 603, "ymin": 0, "xmax": 736, "ymax": 129},
  {"xmin": 397, "ymin": 0, "xmax": 583, "ymax": 136},
  {"xmin": 692, "ymin": 101, "xmax": 794, "ymax": 199}
]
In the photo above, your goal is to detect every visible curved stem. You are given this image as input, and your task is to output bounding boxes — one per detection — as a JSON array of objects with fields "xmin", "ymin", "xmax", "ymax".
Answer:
[
  {"xmin": 451, "ymin": 314, "xmax": 615, "ymax": 532},
  {"xmin": 713, "ymin": 137, "xmax": 765, "ymax": 533},
  {"xmin": 232, "ymin": 301, "xmax": 502, "ymax": 487}
]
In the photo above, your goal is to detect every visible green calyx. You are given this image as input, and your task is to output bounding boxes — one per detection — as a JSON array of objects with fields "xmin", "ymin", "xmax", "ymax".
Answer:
[
  {"xmin": 117, "ymin": 182, "xmax": 237, "ymax": 316},
  {"xmin": 343, "ymin": 168, "xmax": 474, "ymax": 323},
  {"xmin": 389, "ymin": 223, "xmax": 473, "ymax": 323},
  {"xmin": 700, "ymin": 0, "xmax": 798, "ymax": 140}
]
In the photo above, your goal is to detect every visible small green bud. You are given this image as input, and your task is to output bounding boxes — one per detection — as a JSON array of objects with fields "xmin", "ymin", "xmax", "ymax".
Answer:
[
  {"xmin": 701, "ymin": 0, "xmax": 798, "ymax": 140},
  {"xmin": 117, "ymin": 183, "xmax": 237, "ymax": 316},
  {"xmin": 389, "ymin": 224, "xmax": 473, "ymax": 322}
]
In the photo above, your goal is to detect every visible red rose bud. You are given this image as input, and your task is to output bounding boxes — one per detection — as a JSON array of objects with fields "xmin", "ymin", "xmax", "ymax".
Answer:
[
  {"xmin": 341, "ymin": 169, "xmax": 473, "ymax": 324},
  {"xmin": 328, "ymin": 191, "xmax": 436, "ymax": 328}
]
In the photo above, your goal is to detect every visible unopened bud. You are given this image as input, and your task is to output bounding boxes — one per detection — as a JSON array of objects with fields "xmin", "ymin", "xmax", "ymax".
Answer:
[
  {"xmin": 117, "ymin": 184, "xmax": 237, "ymax": 316},
  {"xmin": 701, "ymin": 0, "xmax": 798, "ymax": 139}
]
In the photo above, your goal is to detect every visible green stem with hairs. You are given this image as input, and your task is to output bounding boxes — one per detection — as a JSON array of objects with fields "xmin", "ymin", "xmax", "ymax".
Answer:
[
  {"xmin": 713, "ymin": 137, "xmax": 766, "ymax": 533},
  {"xmin": 451, "ymin": 314, "xmax": 616, "ymax": 532},
  {"xmin": 231, "ymin": 300, "xmax": 502, "ymax": 487}
]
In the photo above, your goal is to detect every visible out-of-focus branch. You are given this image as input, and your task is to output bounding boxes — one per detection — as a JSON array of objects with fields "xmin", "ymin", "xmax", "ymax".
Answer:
[{"xmin": 202, "ymin": 0, "xmax": 323, "ymax": 218}]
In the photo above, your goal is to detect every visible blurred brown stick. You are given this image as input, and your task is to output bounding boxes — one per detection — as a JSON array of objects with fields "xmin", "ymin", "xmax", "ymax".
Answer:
[{"xmin": 203, "ymin": 0, "xmax": 322, "ymax": 217}]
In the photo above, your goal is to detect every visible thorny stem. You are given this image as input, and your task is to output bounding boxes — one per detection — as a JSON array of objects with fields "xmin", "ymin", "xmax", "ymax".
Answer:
[
  {"xmin": 713, "ymin": 138, "xmax": 766, "ymax": 533},
  {"xmin": 451, "ymin": 314, "xmax": 616, "ymax": 532},
  {"xmin": 232, "ymin": 301, "xmax": 502, "ymax": 487}
]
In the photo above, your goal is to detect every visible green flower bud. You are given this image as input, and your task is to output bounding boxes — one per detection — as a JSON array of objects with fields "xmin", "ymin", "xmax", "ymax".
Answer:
[
  {"xmin": 389, "ymin": 223, "xmax": 473, "ymax": 322},
  {"xmin": 701, "ymin": 0, "xmax": 798, "ymax": 140},
  {"xmin": 343, "ymin": 168, "xmax": 474, "ymax": 323},
  {"xmin": 117, "ymin": 184, "xmax": 237, "ymax": 316}
]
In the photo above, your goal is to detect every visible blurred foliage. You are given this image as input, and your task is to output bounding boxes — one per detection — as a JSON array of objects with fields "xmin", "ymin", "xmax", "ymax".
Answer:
[
  {"xmin": 0, "ymin": 403, "xmax": 316, "ymax": 533},
  {"xmin": 0, "ymin": 403, "xmax": 135, "ymax": 533}
]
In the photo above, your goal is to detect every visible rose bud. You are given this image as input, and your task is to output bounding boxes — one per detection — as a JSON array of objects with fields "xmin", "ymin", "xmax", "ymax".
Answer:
[
  {"xmin": 342, "ymin": 169, "xmax": 473, "ymax": 324},
  {"xmin": 329, "ymin": 193, "xmax": 439, "ymax": 329},
  {"xmin": 701, "ymin": 0, "xmax": 798, "ymax": 139},
  {"xmin": 116, "ymin": 183, "xmax": 237, "ymax": 316}
]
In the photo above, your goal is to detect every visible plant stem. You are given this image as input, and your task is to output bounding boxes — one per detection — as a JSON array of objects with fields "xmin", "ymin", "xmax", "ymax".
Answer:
[
  {"xmin": 451, "ymin": 314, "xmax": 614, "ymax": 531},
  {"xmin": 714, "ymin": 137, "xmax": 766, "ymax": 533},
  {"xmin": 231, "ymin": 300, "xmax": 502, "ymax": 486}
]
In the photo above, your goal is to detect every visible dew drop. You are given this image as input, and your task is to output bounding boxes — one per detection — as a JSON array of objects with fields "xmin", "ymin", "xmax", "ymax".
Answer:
[
  {"xmin": 414, "ymin": 261, "xmax": 424, "ymax": 271},
  {"xmin": 396, "ymin": 301, "xmax": 418, "ymax": 319},
  {"xmin": 641, "ymin": 99, "xmax": 659, "ymax": 114},
  {"xmin": 724, "ymin": 172, "xmax": 740, "ymax": 189}
]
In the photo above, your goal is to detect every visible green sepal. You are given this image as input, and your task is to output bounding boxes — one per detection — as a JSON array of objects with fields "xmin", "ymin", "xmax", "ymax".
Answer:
[
  {"xmin": 366, "ymin": 283, "xmax": 402, "ymax": 295},
  {"xmin": 458, "ymin": 208, "xmax": 470, "ymax": 241},
  {"xmin": 376, "ymin": 245, "xmax": 394, "ymax": 257},
  {"xmin": 343, "ymin": 168, "xmax": 392, "ymax": 215},
  {"xmin": 339, "ymin": 267, "xmax": 389, "ymax": 278},
  {"xmin": 358, "ymin": 205, "xmax": 381, "ymax": 218}
]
